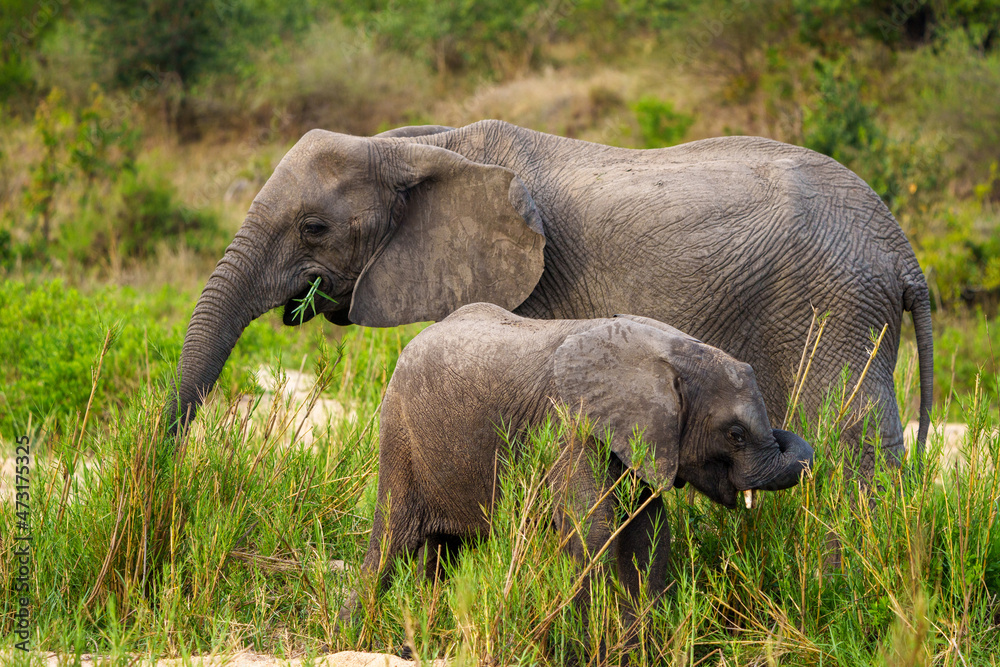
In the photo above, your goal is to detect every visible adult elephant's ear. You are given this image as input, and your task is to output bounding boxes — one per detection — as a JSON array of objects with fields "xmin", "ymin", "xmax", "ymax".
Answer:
[
  {"xmin": 349, "ymin": 143, "xmax": 545, "ymax": 327},
  {"xmin": 554, "ymin": 320, "xmax": 684, "ymax": 490},
  {"xmin": 373, "ymin": 124, "xmax": 455, "ymax": 138}
]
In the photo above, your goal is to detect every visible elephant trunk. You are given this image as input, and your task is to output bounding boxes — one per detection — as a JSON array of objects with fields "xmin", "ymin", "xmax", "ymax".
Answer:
[
  {"xmin": 757, "ymin": 429, "xmax": 814, "ymax": 491},
  {"xmin": 167, "ymin": 226, "xmax": 283, "ymax": 433}
]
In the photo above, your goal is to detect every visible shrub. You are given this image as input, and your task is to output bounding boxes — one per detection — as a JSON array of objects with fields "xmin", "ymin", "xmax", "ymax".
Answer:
[
  {"xmin": 933, "ymin": 312, "xmax": 1000, "ymax": 412},
  {"xmin": 895, "ymin": 31, "xmax": 1000, "ymax": 189},
  {"xmin": 9, "ymin": 87, "xmax": 224, "ymax": 271},
  {"xmin": 341, "ymin": 0, "xmax": 553, "ymax": 78},
  {"xmin": 113, "ymin": 171, "xmax": 223, "ymax": 260},
  {"xmin": 802, "ymin": 57, "xmax": 946, "ymax": 214},
  {"xmin": 0, "ymin": 0, "xmax": 67, "ymax": 104},
  {"xmin": 0, "ymin": 50, "xmax": 33, "ymax": 104},
  {"xmin": 213, "ymin": 20, "xmax": 434, "ymax": 137},
  {"xmin": 631, "ymin": 96, "xmax": 694, "ymax": 148},
  {"xmin": 915, "ymin": 199, "xmax": 1000, "ymax": 310},
  {"xmin": 22, "ymin": 88, "xmax": 73, "ymax": 250},
  {"xmin": 794, "ymin": 0, "xmax": 1000, "ymax": 49},
  {"xmin": 82, "ymin": 0, "xmax": 320, "ymax": 89}
]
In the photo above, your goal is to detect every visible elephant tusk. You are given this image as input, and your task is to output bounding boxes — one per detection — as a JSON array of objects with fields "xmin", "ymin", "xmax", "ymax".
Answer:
[{"xmin": 744, "ymin": 489, "xmax": 755, "ymax": 509}]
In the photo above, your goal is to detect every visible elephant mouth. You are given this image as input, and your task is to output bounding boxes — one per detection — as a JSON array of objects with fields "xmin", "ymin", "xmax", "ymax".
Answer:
[
  {"xmin": 702, "ymin": 469, "xmax": 803, "ymax": 511},
  {"xmin": 282, "ymin": 278, "xmax": 352, "ymax": 327},
  {"xmin": 719, "ymin": 483, "xmax": 740, "ymax": 509}
]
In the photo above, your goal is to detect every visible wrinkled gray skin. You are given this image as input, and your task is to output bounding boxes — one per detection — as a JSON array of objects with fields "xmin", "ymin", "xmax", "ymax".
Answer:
[
  {"xmin": 352, "ymin": 302, "xmax": 814, "ymax": 612},
  {"xmin": 171, "ymin": 120, "xmax": 932, "ymax": 475}
]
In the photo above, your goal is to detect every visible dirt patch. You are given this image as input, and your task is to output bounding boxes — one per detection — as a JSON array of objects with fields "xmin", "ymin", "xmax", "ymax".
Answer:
[
  {"xmin": 904, "ymin": 420, "xmax": 970, "ymax": 470},
  {"xmin": 234, "ymin": 366, "xmax": 358, "ymax": 448}
]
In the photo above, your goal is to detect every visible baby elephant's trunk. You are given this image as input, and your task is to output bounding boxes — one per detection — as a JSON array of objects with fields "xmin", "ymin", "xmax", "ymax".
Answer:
[{"xmin": 758, "ymin": 429, "xmax": 814, "ymax": 491}]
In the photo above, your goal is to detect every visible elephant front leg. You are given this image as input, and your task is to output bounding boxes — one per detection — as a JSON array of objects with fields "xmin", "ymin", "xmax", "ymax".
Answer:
[
  {"xmin": 550, "ymin": 442, "xmax": 619, "ymax": 660},
  {"xmin": 555, "ymin": 452, "xmax": 672, "ymax": 651},
  {"xmin": 613, "ymin": 484, "xmax": 671, "ymax": 613}
]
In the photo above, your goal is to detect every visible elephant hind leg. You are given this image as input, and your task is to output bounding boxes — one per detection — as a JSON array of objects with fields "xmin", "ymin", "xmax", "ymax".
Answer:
[
  {"xmin": 341, "ymin": 494, "xmax": 429, "ymax": 623},
  {"xmin": 362, "ymin": 497, "xmax": 430, "ymax": 583}
]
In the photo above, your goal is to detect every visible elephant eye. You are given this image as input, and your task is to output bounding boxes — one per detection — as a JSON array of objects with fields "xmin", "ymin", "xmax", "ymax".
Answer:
[
  {"xmin": 302, "ymin": 219, "xmax": 327, "ymax": 236},
  {"xmin": 728, "ymin": 425, "xmax": 747, "ymax": 445}
]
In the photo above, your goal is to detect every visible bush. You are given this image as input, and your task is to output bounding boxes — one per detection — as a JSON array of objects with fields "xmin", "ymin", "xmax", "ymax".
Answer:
[
  {"xmin": 0, "ymin": 0, "xmax": 67, "ymax": 104},
  {"xmin": 6, "ymin": 87, "xmax": 226, "ymax": 272},
  {"xmin": 83, "ymin": 0, "xmax": 321, "ymax": 90},
  {"xmin": 631, "ymin": 96, "xmax": 694, "ymax": 148},
  {"xmin": 208, "ymin": 20, "xmax": 434, "ymax": 137},
  {"xmin": 802, "ymin": 57, "xmax": 946, "ymax": 214},
  {"xmin": 917, "ymin": 203, "xmax": 1000, "ymax": 308},
  {"xmin": 895, "ymin": 31, "xmax": 1000, "ymax": 189},
  {"xmin": 794, "ymin": 0, "xmax": 1000, "ymax": 49},
  {"xmin": 113, "ymin": 171, "xmax": 223, "ymax": 260},
  {"xmin": 341, "ymin": 0, "xmax": 556, "ymax": 78},
  {"xmin": 933, "ymin": 313, "xmax": 1000, "ymax": 416}
]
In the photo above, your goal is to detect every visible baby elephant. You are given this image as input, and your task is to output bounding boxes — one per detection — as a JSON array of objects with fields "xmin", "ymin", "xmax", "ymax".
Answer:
[{"xmin": 355, "ymin": 303, "xmax": 813, "ymax": 609}]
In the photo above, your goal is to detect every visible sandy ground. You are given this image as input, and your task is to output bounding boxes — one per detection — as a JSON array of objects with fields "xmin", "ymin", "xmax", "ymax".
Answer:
[
  {"xmin": 234, "ymin": 366, "xmax": 358, "ymax": 448},
  {"xmin": 7, "ymin": 651, "xmax": 447, "ymax": 667},
  {"xmin": 902, "ymin": 420, "xmax": 974, "ymax": 469}
]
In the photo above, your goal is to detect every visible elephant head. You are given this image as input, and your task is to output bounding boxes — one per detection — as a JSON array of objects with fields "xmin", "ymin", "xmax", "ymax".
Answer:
[
  {"xmin": 554, "ymin": 317, "xmax": 813, "ymax": 508},
  {"xmin": 170, "ymin": 130, "xmax": 545, "ymax": 429}
]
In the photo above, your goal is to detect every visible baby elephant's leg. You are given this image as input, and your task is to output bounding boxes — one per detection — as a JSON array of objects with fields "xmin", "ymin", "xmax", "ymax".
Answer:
[
  {"xmin": 339, "ymin": 487, "xmax": 426, "ymax": 623},
  {"xmin": 417, "ymin": 533, "xmax": 464, "ymax": 582},
  {"xmin": 550, "ymin": 440, "xmax": 617, "ymax": 660},
  {"xmin": 551, "ymin": 438, "xmax": 616, "ymax": 566},
  {"xmin": 613, "ymin": 484, "xmax": 671, "ymax": 608}
]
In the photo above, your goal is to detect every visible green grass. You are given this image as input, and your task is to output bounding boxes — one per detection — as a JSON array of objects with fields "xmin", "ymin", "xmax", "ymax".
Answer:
[
  {"xmin": 0, "ymin": 279, "xmax": 342, "ymax": 442},
  {"xmin": 1, "ymin": 282, "xmax": 999, "ymax": 665}
]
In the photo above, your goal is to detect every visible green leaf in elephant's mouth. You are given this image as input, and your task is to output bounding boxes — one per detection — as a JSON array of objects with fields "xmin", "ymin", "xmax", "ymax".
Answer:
[{"xmin": 290, "ymin": 277, "xmax": 338, "ymax": 325}]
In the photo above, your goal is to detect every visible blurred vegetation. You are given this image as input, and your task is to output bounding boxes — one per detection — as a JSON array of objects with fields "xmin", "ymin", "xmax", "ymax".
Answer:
[
  {"xmin": 631, "ymin": 95, "xmax": 694, "ymax": 148},
  {"xmin": 0, "ymin": 279, "xmax": 311, "ymax": 440}
]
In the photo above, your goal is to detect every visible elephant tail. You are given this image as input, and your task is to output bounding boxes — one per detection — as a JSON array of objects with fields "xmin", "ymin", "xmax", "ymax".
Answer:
[{"xmin": 903, "ymin": 271, "xmax": 934, "ymax": 457}]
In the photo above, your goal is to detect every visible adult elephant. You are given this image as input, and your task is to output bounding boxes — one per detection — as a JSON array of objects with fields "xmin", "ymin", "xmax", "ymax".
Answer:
[{"xmin": 170, "ymin": 120, "xmax": 932, "ymax": 475}]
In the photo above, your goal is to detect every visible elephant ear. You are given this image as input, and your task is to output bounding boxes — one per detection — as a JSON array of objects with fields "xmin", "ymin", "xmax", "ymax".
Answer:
[
  {"xmin": 374, "ymin": 124, "xmax": 455, "ymax": 138},
  {"xmin": 349, "ymin": 143, "xmax": 545, "ymax": 327},
  {"xmin": 554, "ymin": 320, "xmax": 685, "ymax": 490},
  {"xmin": 613, "ymin": 314, "xmax": 700, "ymax": 343}
]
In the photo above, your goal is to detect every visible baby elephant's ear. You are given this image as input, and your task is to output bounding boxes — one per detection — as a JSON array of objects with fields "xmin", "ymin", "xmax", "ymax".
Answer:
[
  {"xmin": 350, "ymin": 143, "xmax": 545, "ymax": 327},
  {"xmin": 554, "ymin": 320, "xmax": 683, "ymax": 490}
]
